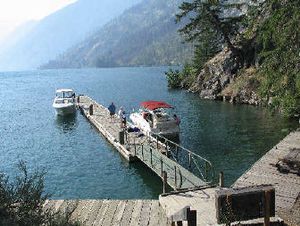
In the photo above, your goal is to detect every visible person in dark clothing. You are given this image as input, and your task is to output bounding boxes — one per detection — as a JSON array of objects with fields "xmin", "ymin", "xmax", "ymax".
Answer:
[{"xmin": 108, "ymin": 102, "xmax": 116, "ymax": 122}]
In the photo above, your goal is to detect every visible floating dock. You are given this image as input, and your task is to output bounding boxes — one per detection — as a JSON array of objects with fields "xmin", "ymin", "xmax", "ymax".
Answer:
[
  {"xmin": 47, "ymin": 95, "xmax": 299, "ymax": 225},
  {"xmin": 77, "ymin": 95, "xmax": 212, "ymax": 191}
]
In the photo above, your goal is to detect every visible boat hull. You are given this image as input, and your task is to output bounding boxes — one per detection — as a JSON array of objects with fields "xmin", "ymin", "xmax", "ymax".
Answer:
[
  {"xmin": 130, "ymin": 113, "xmax": 180, "ymax": 138},
  {"xmin": 53, "ymin": 104, "xmax": 76, "ymax": 116}
]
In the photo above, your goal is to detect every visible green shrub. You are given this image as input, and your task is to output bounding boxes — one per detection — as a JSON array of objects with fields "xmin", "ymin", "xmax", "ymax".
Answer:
[{"xmin": 0, "ymin": 161, "xmax": 79, "ymax": 226}]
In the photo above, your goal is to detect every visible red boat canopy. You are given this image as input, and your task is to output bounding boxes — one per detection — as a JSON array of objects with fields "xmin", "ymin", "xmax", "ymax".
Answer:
[{"xmin": 141, "ymin": 101, "xmax": 173, "ymax": 110}]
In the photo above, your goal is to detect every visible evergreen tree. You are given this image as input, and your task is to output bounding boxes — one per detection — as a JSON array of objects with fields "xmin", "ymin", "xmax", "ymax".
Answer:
[{"xmin": 176, "ymin": 0, "xmax": 247, "ymax": 66}]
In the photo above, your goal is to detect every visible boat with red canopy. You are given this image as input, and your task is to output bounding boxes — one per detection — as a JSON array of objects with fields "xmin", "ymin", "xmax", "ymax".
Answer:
[
  {"xmin": 140, "ymin": 101, "xmax": 173, "ymax": 110},
  {"xmin": 129, "ymin": 100, "xmax": 180, "ymax": 138}
]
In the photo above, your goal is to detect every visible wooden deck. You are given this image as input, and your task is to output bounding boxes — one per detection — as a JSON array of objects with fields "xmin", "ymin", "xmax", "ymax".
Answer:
[
  {"xmin": 159, "ymin": 130, "xmax": 300, "ymax": 225},
  {"xmin": 77, "ymin": 95, "xmax": 208, "ymax": 190},
  {"xmin": 233, "ymin": 130, "xmax": 300, "ymax": 222},
  {"xmin": 44, "ymin": 199, "xmax": 169, "ymax": 226}
]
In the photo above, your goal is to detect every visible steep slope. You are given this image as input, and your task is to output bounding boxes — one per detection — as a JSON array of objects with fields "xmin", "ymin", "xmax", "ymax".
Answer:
[
  {"xmin": 0, "ymin": 0, "xmax": 141, "ymax": 71},
  {"xmin": 42, "ymin": 0, "xmax": 193, "ymax": 69}
]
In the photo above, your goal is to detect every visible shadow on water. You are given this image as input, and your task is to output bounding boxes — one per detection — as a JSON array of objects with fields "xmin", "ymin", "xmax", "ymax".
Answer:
[{"xmin": 55, "ymin": 113, "xmax": 78, "ymax": 133}]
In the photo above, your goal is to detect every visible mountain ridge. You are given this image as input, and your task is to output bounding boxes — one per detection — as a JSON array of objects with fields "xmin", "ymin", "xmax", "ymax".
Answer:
[
  {"xmin": 41, "ymin": 0, "xmax": 193, "ymax": 69},
  {"xmin": 0, "ymin": 0, "xmax": 141, "ymax": 71}
]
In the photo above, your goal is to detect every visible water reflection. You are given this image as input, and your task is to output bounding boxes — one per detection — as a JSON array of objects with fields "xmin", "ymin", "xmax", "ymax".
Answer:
[{"xmin": 55, "ymin": 113, "xmax": 78, "ymax": 133}]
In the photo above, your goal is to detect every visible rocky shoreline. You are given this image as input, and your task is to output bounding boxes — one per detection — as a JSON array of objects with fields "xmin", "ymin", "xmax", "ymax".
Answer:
[{"xmin": 186, "ymin": 48, "xmax": 262, "ymax": 106}]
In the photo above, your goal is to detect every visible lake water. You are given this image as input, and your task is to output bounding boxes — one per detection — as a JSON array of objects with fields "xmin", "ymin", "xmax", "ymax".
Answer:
[{"xmin": 0, "ymin": 67, "xmax": 297, "ymax": 199}]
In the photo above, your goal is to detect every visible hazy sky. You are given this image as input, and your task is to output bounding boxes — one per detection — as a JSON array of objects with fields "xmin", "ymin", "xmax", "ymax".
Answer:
[{"xmin": 0, "ymin": 0, "xmax": 76, "ymax": 41}]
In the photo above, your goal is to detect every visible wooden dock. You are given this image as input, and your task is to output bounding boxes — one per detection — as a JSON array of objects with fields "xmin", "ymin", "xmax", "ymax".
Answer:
[
  {"xmin": 159, "ymin": 130, "xmax": 300, "ymax": 225},
  {"xmin": 233, "ymin": 130, "xmax": 300, "ymax": 224},
  {"xmin": 77, "ymin": 95, "xmax": 211, "ymax": 191},
  {"xmin": 44, "ymin": 199, "xmax": 169, "ymax": 226}
]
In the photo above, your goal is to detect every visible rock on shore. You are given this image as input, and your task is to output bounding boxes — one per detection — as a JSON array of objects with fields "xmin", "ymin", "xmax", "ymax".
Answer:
[{"xmin": 189, "ymin": 48, "xmax": 261, "ymax": 106}]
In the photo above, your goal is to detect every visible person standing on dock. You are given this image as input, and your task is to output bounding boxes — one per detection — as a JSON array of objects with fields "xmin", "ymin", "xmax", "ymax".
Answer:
[
  {"xmin": 108, "ymin": 102, "xmax": 116, "ymax": 122},
  {"xmin": 118, "ymin": 107, "xmax": 126, "ymax": 128}
]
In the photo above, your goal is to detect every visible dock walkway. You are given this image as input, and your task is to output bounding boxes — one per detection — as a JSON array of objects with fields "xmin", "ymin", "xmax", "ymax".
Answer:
[
  {"xmin": 160, "ymin": 130, "xmax": 300, "ymax": 225},
  {"xmin": 77, "ymin": 96, "xmax": 211, "ymax": 190},
  {"xmin": 233, "ymin": 130, "xmax": 300, "ymax": 224},
  {"xmin": 44, "ymin": 199, "xmax": 168, "ymax": 226}
]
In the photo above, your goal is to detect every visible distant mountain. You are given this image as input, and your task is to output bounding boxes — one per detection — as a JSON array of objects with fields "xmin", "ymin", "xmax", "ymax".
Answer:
[
  {"xmin": 42, "ymin": 0, "xmax": 193, "ymax": 69},
  {"xmin": 0, "ymin": 0, "xmax": 141, "ymax": 71}
]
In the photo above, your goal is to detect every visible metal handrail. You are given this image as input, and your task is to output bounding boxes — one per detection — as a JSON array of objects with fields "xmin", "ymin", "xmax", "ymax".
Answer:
[{"xmin": 149, "ymin": 132, "xmax": 215, "ymax": 184}]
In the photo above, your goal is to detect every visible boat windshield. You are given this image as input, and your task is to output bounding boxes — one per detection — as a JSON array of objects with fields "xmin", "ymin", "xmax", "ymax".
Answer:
[
  {"xmin": 56, "ymin": 91, "xmax": 74, "ymax": 99},
  {"xmin": 55, "ymin": 99, "xmax": 74, "ymax": 104}
]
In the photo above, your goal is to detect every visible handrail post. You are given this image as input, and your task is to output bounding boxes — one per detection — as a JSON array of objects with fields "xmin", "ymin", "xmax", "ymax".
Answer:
[
  {"xmin": 174, "ymin": 166, "xmax": 177, "ymax": 190},
  {"xmin": 160, "ymin": 157, "xmax": 163, "ymax": 176},
  {"xmin": 219, "ymin": 171, "xmax": 224, "ymax": 187},
  {"xmin": 205, "ymin": 162, "xmax": 209, "ymax": 181},
  {"xmin": 150, "ymin": 148, "xmax": 153, "ymax": 166},
  {"xmin": 142, "ymin": 145, "xmax": 144, "ymax": 161},
  {"xmin": 188, "ymin": 153, "xmax": 191, "ymax": 168},
  {"xmin": 162, "ymin": 171, "xmax": 167, "ymax": 194},
  {"xmin": 134, "ymin": 136, "xmax": 136, "ymax": 153},
  {"xmin": 156, "ymin": 138, "xmax": 159, "ymax": 151}
]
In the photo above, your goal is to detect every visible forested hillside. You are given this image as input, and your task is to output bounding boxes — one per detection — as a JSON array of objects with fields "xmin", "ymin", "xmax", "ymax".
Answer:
[
  {"xmin": 41, "ymin": 0, "xmax": 193, "ymax": 69},
  {"xmin": 167, "ymin": 0, "xmax": 300, "ymax": 118}
]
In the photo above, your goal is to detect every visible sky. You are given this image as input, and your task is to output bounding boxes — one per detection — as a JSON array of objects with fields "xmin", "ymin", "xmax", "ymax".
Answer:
[{"xmin": 0, "ymin": 0, "xmax": 77, "ymax": 42}]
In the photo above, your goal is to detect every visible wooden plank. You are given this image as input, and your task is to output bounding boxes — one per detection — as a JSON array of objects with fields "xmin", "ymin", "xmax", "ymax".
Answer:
[
  {"xmin": 119, "ymin": 200, "xmax": 136, "ymax": 226},
  {"xmin": 128, "ymin": 200, "xmax": 144, "ymax": 226},
  {"xmin": 111, "ymin": 201, "xmax": 128, "ymax": 226},
  {"xmin": 85, "ymin": 201, "xmax": 103, "ymax": 226},
  {"xmin": 92, "ymin": 200, "xmax": 110, "ymax": 226},
  {"xmin": 101, "ymin": 200, "xmax": 120, "ymax": 226},
  {"xmin": 139, "ymin": 200, "xmax": 152, "ymax": 226}
]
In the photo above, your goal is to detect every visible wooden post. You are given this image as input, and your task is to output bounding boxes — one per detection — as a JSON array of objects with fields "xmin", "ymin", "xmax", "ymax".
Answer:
[
  {"xmin": 162, "ymin": 171, "xmax": 167, "ymax": 194},
  {"xmin": 156, "ymin": 139, "xmax": 159, "ymax": 150},
  {"xmin": 188, "ymin": 153, "xmax": 191, "ymax": 168},
  {"xmin": 177, "ymin": 222, "xmax": 183, "ymax": 226},
  {"xmin": 160, "ymin": 157, "xmax": 163, "ymax": 176},
  {"xmin": 187, "ymin": 208, "xmax": 197, "ymax": 226},
  {"xmin": 264, "ymin": 190, "xmax": 271, "ymax": 226},
  {"xmin": 150, "ymin": 148, "xmax": 153, "ymax": 166},
  {"xmin": 142, "ymin": 145, "xmax": 144, "ymax": 161},
  {"xmin": 205, "ymin": 162, "xmax": 209, "ymax": 181},
  {"xmin": 134, "ymin": 137, "xmax": 137, "ymax": 154},
  {"xmin": 219, "ymin": 171, "xmax": 224, "ymax": 187},
  {"xmin": 89, "ymin": 104, "xmax": 93, "ymax": 115},
  {"xmin": 77, "ymin": 96, "xmax": 80, "ymax": 103},
  {"xmin": 174, "ymin": 166, "xmax": 177, "ymax": 190}
]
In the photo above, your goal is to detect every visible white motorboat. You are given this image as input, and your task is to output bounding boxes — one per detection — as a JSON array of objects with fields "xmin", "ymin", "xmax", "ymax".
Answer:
[
  {"xmin": 52, "ymin": 89, "xmax": 76, "ymax": 116},
  {"xmin": 130, "ymin": 101, "xmax": 180, "ymax": 138}
]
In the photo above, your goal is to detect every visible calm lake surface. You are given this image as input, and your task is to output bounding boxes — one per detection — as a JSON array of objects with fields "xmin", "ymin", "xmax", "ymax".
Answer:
[{"xmin": 0, "ymin": 67, "xmax": 297, "ymax": 199}]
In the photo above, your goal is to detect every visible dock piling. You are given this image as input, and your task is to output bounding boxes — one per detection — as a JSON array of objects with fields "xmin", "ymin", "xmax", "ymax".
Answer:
[
  {"xmin": 150, "ymin": 148, "xmax": 153, "ymax": 165},
  {"xmin": 264, "ymin": 190, "xmax": 271, "ymax": 226},
  {"xmin": 162, "ymin": 171, "xmax": 167, "ymax": 194},
  {"xmin": 89, "ymin": 104, "xmax": 93, "ymax": 115},
  {"xmin": 160, "ymin": 157, "xmax": 163, "ymax": 176},
  {"xmin": 219, "ymin": 171, "xmax": 224, "ymax": 187},
  {"xmin": 174, "ymin": 166, "xmax": 177, "ymax": 190},
  {"xmin": 187, "ymin": 208, "xmax": 197, "ymax": 226}
]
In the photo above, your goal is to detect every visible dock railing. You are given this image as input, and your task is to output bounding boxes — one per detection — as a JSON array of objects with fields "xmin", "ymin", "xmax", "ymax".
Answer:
[
  {"xmin": 150, "ymin": 132, "xmax": 215, "ymax": 184},
  {"xmin": 125, "ymin": 130, "xmax": 214, "ymax": 190}
]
